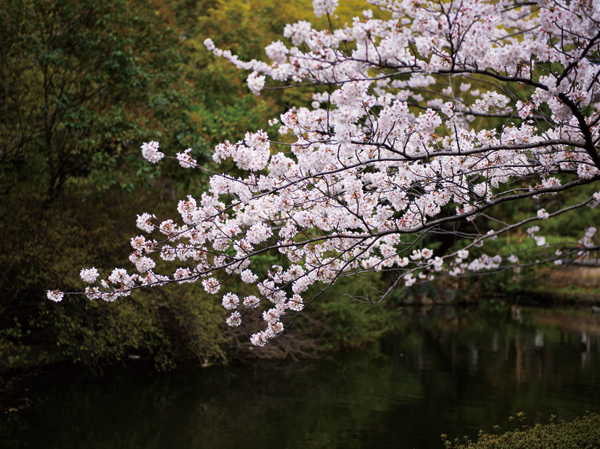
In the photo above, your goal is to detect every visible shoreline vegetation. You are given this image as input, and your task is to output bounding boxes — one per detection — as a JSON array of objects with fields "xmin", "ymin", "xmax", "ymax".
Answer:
[
  {"xmin": 3, "ymin": 273, "xmax": 600, "ymax": 371},
  {"xmin": 442, "ymin": 413, "xmax": 600, "ymax": 449},
  {"xmin": 2, "ymin": 287, "xmax": 599, "ymax": 373},
  {"xmin": 2, "ymin": 296, "xmax": 599, "ymax": 382}
]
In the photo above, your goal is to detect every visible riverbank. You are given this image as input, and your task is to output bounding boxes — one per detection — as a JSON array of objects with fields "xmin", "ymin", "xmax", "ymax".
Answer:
[{"xmin": 525, "ymin": 263, "xmax": 600, "ymax": 306}]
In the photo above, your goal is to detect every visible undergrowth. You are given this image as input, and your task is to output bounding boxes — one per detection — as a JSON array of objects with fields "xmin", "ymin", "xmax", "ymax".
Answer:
[{"xmin": 442, "ymin": 412, "xmax": 600, "ymax": 449}]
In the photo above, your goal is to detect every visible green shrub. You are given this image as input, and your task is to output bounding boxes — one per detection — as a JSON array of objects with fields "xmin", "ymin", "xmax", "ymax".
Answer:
[
  {"xmin": 442, "ymin": 413, "xmax": 600, "ymax": 449},
  {"xmin": 43, "ymin": 284, "xmax": 227, "ymax": 372}
]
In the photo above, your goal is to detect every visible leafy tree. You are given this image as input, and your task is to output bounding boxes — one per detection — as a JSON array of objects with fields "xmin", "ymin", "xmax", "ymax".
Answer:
[
  {"xmin": 55, "ymin": 0, "xmax": 600, "ymax": 348},
  {"xmin": 0, "ymin": 0, "xmax": 217, "ymax": 368},
  {"xmin": 0, "ymin": 0, "xmax": 204, "ymax": 199}
]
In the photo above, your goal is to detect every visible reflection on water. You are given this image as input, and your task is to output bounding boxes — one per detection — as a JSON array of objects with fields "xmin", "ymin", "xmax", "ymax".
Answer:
[{"xmin": 2, "ymin": 304, "xmax": 600, "ymax": 449}]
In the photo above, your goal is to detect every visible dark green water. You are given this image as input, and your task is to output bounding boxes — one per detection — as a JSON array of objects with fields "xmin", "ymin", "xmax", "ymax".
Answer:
[{"xmin": 2, "ymin": 304, "xmax": 600, "ymax": 449}]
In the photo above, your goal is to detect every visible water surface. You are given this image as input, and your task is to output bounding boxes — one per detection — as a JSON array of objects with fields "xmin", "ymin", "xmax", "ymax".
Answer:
[{"xmin": 3, "ymin": 303, "xmax": 600, "ymax": 449}]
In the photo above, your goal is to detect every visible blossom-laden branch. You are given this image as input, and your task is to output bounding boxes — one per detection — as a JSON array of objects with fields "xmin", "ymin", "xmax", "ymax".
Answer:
[{"xmin": 51, "ymin": 0, "xmax": 600, "ymax": 347}]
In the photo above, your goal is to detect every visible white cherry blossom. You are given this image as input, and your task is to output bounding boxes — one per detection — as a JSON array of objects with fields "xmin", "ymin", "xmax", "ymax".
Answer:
[
  {"xmin": 54, "ymin": 0, "xmax": 600, "ymax": 346},
  {"xmin": 80, "ymin": 268, "xmax": 99, "ymax": 284}
]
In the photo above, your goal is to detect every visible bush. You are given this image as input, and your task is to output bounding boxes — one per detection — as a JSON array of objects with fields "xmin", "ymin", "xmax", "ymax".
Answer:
[{"xmin": 442, "ymin": 413, "xmax": 600, "ymax": 449}]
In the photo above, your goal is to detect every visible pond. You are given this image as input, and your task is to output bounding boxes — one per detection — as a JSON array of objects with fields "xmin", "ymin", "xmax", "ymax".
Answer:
[{"xmin": 2, "ymin": 303, "xmax": 600, "ymax": 449}]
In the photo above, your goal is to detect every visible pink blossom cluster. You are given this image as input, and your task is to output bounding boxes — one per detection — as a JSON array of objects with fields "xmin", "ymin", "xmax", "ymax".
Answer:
[{"xmin": 141, "ymin": 141, "xmax": 163, "ymax": 164}]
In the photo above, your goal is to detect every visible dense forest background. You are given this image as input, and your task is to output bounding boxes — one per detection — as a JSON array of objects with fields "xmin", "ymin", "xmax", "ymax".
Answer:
[{"xmin": 1, "ymin": 0, "xmax": 599, "ymax": 372}]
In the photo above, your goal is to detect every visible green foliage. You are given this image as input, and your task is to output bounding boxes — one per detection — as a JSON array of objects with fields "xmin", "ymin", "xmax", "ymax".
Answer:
[
  {"xmin": 0, "ymin": 170, "xmax": 234, "ymax": 370},
  {"xmin": 188, "ymin": 0, "xmax": 313, "ymax": 146},
  {"xmin": 309, "ymin": 274, "xmax": 404, "ymax": 350},
  {"xmin": 0, "ymin": 0, "xmax": 205, "ymax": 198},
  {"xmin": 447, "ymin": 233, "xmax": 567, "ymax": 299},
  {"xmin": 0, "ymin": 320, "xmax": 32, "ymax": 368},
  {"xmin": 0, "ymin": 0, "xmax": 218, "ymax": 371},
  {"xmin": 442, "ymin": 413, "xmax": 600, "ymax": 449},
  {"xmin": 44, "ymin": 284, "xmax": 227, "ymax": 371}
]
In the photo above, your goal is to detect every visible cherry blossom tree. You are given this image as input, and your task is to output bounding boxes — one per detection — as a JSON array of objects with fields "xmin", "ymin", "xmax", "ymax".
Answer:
[{"xmin": 50, "ymin": 0, "xmax": 600, "ymax": 346}]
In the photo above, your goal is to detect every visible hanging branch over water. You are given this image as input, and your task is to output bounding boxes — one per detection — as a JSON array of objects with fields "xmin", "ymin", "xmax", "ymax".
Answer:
[{"xmin": 51, "ymin": 0, "xmax": 600, "ymax": 347}]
